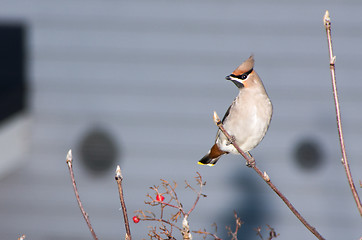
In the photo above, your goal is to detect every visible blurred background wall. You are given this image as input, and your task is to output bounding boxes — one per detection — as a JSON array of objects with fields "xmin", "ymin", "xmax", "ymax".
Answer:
[{"xmin": 0, "ymin": 0, "xmax": 361, "ymax": 239}]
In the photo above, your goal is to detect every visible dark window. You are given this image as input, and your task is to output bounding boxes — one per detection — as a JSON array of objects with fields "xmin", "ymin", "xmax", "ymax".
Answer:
[{"xmin": 0, "ymin": 24, "xmax": 27, "ymax": 123}]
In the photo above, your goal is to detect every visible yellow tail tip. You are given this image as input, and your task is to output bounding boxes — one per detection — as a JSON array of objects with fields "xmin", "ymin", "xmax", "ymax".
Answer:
[{"xmin": 197, "ymin": 161, "xmax": 215, "ymax": 167}]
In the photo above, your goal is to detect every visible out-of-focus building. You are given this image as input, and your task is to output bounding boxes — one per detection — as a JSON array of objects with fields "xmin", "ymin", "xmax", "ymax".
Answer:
[{"xmin": 0, "ymin": 1, "xmax": 361, "ymax": 239}]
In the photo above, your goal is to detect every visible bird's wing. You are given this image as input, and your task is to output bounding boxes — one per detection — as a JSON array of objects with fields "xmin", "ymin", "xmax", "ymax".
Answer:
[{"xmin": 222, "ymin": 104, "xmax": 232, "ymax": 123}]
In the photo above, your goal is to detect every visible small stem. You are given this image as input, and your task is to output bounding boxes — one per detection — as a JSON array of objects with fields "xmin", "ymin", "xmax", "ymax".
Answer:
[
  {"xmin": 186, "ymin": 174, "xmax": 205, "ymax": 216},
  {"xmin": 227, "ymin": 211, "xmax": 242, "ymax": 240},
  {"xmin": 142, "ymin": 218, "xmax": 182, "ymax": 232},
  {"xmin": 192, "ymin": 230, "xmax": 221, "ymax": 240},
  {"xmin": 158, "ymin": 200, "xmax": 183, "ymax": 212},
  {"xmin": 66, "ymin": 150, "xmax": 98, "ymax": 240},
  {"xmin": 182, "ymin": 216, "xmax": 192, "ymax": 240},
  {"xmin": 323, "ymin": 10, "xmax": 362, "ymax": 217},
  {"xmin": 115, "ymin": 165, "xmax": 132, "ymax": 240},
  {"xmin": 186, "ymin": 192, "xmax": 200, "ymax": 217},
  {"xmin": 213, "ymin": 112, "xmax": 325, "ymax": 240},
  {"xmin": 213, "ymin": 112, "xmax": 254, "ymax": 166},
  {"xmin": 165, "ymin": 181, "xmax": 184, "ymax": 214}
]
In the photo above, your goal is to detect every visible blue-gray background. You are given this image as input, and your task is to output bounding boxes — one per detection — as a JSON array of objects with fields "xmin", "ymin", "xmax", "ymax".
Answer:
[{"xmin": 0, "ymin": 0, "xmax": 361, "ymax": 239}]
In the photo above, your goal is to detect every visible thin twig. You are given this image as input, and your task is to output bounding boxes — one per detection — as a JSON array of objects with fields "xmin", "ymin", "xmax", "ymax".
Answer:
[
  {"xmin": 115, "ymin": 165, "xmax": 132, "ymax": 240},
  {"xmin": 226, "ymin": 211, "xmax": 243, "ymax": 240},
  {"xmin": 323, "ymin": 10, "xmax": 362, "ymax": 217},
  {"xmin": 212, "ymin": 112, "xmax": 325, "ymax": 240},
  {"xmin": 186, "ymin": 172, "xmax": 206, "ymax": 216},
  {"xmin": 66, "ymin": 150, "xmax": 98, "ymax": 240},
  {"xmin": 255, "ymin": 225, "xmax": 279, "ymax": 240},
  {"xmin": 192, "ymin": 229, "xmax": 221, "ymax": 240},
  {"xmin": 266, "ymin": 225, "xmax": 279, "ymax": 240},
  {"xmin": 147, "ymin": 185, "xmax": 185, "ymax": 219},
  {"xmin": 141, "ymin": 217, "xmax": 183, "ymax": 232},
  {"xmin": 139, "ymin": 174, "xmax": 209, "ymax": 239},
  {"xmin": 162, "ymin": 180, "xmax": 184, "ymax": 213}
]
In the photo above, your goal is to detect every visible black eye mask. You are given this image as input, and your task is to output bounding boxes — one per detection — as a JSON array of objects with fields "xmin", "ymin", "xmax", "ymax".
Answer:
[
  {"xmin": 229, "ymin": 68, "xmax": 253, "ymax": 80},
  {"xmin": 225, "ymin": 68, "xmax": 253, "ymax": 88}
]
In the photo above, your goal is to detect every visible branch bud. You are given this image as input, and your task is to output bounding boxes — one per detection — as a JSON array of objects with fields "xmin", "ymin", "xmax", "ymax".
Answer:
[
  {"xmin": 66, "ymin": 149, "xmax": 72, "ymax": 165},
  {"xmin": 115, "ymin": 165, "xmax": 123, "ymax": 180},
  {"xmin": 323, "ymin": 10, "xmax": 330, "ymax": 26},
  {"xmin": 213, "ymin": 111, "xmax": 221, "ymax": 126},
  {"xmin": 263, "ymin": 171, "xmax": 270, "ymax": 182}
]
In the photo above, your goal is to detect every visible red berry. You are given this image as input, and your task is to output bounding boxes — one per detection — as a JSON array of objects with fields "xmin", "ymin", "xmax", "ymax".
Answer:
[
  {"xmin": 132, "ymin": 216, "xmax": 140, "ymax": 223},
  {"xmin": 156, "ymin": 194, "xmax": 165, "ymax": 202}
]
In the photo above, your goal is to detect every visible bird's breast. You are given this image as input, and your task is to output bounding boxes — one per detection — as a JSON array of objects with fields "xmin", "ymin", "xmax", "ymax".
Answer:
[{"xmin": 217, "ymin": 90, "xmax": 272, "ymax": 153}]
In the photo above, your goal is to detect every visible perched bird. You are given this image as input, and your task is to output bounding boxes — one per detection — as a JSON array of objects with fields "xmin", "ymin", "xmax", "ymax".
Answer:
[{"xmin": 198, "ymin": 55, "xmax": 272, "ymax": 166}]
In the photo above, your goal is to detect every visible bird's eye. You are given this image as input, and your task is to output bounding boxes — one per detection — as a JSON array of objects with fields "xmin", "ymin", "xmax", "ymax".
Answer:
[{"xmin": 240, "ymin": 74, "xmax": 247, "ymax": 80}]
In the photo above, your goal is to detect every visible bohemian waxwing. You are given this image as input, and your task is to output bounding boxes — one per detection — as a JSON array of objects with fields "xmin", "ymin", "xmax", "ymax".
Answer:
[{"xmin": 198, "ymin": 55, "xmax": 272, "ymax": 166}]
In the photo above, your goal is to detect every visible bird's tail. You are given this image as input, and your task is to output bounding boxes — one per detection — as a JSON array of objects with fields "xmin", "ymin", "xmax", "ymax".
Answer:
[{"xmin": 198, "ymin": 144, "xmax": 227, "ymax": 166}]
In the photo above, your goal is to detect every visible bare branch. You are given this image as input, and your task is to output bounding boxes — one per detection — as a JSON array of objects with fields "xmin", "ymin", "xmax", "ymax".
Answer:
[
  {"xmin": 226, "ymin": 211, "xmax": 243, "ymax": 240},
  {"xmin": 181, "ymin": 216, "xmax": 192, "ymax": 240},
  {"xmin": 213, "ymin": 112, "xmax": 325, "ymax": 240},
  {"xmin": 192, "ymin": 229, "xmax": 221, "ymax": 240},
  {"xmin": 115, "ymin": 165, "xmax": 132, "ymax": 240},
  {"xmin": 148, "ymin": 224, "xmax": 177, "ymax": 240},
  {"xmin": 138, "ymin": 173, "xmax": 211, "ymax": 239},
  {"xmin": 266, "ymin": 225, "xmax": 279, "ymax": 240},
  {"xmin": 323, "ymin": 10, "xmax": 362, "ymax": 217},
  {"xmin": 213, "ymin": 112, "xmax": 255, "ymax": 167},
  {"xmin": 255, "ymin": 226, "xmax": 263, "ymax": 240},
  {"xmin": 161, "ymin": 179, "xmax": 184, "ymax": 213},
  {"xmin": 65, "ymin": 150, "xmax": 98, "ymax": 240},
  {"xmin": 141, "ymin": 216, "xmax": 182, "ymax": 232},
  {"xmin": 186, "ymin": 172, "xmax": 207, "ymax": 216},
  {"xmin": 255, "ymin": 225, "xmax": 279, "ymax": 240}
]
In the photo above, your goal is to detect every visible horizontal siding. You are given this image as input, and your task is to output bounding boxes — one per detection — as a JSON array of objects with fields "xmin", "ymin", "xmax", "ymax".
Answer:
[{"xmin": 0, "ymin": 0, "xmax": 361, "ymax": 240}]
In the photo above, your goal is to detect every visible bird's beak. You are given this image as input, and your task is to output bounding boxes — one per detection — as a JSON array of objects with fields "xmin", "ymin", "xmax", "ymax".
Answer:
[{"xmin": 225, "ymin": 75, "xmax": 232, "ymax": 80}]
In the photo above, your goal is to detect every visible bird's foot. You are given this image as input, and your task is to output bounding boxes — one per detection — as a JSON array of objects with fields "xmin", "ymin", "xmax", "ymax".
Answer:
[{"xmin": 245, "ymin": 152, "xmax": 256, "ymax": 167}]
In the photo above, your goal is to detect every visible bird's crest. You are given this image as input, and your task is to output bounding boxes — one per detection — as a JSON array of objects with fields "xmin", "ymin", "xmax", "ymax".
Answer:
[{"xmin": 232, "ymin": 55, "xmax": 254, "ymax": 75}]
